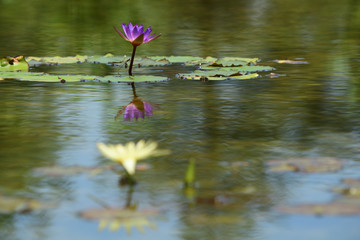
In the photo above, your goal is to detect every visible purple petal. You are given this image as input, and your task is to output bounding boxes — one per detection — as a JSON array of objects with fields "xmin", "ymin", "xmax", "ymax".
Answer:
[
  {"xmin": 143, "ymin": 27, "xmax": 152, "ymax": 39},
  {"xmin": 122, "ymin": 23, "xmax": 131, "ymax": 39},
  {"xmin": 144, "ymin": 33, "xmax": 161, "ymax": 43},
  {"xmin": 114, "ymin": 26, "xmax": 129, "ymax": 41}
]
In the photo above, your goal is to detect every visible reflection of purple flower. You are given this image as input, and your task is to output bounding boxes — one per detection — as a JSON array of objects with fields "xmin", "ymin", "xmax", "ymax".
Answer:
[
  {"xmin": 114, "ymin": 23, "xmax": 161, "ymax": 47},
  {"xmin": 122, "ymin": 98, "xmax": 154, "ymax": 121}
]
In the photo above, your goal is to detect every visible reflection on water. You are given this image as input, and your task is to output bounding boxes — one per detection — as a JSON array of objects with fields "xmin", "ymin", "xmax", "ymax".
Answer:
[
  {"xmin": 0, "ymin": 0, "xmax": 360, "ymax": 239},
  {"xmin": 116, "ymin": 83, "xmax": 157, "ymax": 121}
]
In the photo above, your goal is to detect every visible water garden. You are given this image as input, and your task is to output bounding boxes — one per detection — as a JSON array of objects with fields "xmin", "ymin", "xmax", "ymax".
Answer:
[{"xmin": 1, "ymin": 0, "xmax": 360, "ymax": 239}]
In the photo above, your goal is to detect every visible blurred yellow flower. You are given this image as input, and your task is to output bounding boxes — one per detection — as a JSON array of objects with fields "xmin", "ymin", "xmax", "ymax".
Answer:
[{"xmin": 97, "ymin": 140, "xmax": 170, "ymax": 175}]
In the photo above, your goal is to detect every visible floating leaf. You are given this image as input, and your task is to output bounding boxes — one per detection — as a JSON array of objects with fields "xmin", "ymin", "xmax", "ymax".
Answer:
[
  {"xmin": 97, "ymin": 75, "xmax": 169, "ymax": 83},
  {"xmin": 150, "ymin": 56, "xmax": 204, "ymax": 63},
  {"xmin": 15, "ymin": 73, "xmax": 97, "ymax": 82},
  {"xmin": 333, "ymin": 179, "xmax": 360, "ymax": 197},
  {"xmin": 26, "ymin": 55, "xmax": 88, "ymax": 65},
  {"xmin": 133, "ymin": 57, "xmax": 170, "ymax": 67},
  {"xmin": 343, "ymin": 178, "xmax": 360, "ymax": 184},
  {"xmin": 0, "ymin": 56, "xmax": 29, "ymax": 72},
  {"xmin": 184, "ymin": 56, "xmax": 218, "ymax": 66},
  {"xmin": 87, "ymin": 53, "xmax": 126, "ymax": 65},
  {"xmin": 208, "ymin": 57, "xmax": 259, "ymax": 67},
  {"xmin": 33, "ymin": 165, "xmax": 117, "ymax": 177},
  {"xmin": 177, "ymin": 72, "xmax": 259, "ymax": 81},
  {"xmin": 274, "ymin": 59, "xmax": 309, "ymax": 64},
  {"xmin": 78, "ymin": 207, "xmax": 160, "ymax": 233},
  {"xmin": 34, "ymin": 164, "xmax": 149, "ymax": 177},
  {"xmin": 277, "ymin": 202, "xmax": 360, "ymax": 215},
  {"xmin": 200, "ymin": 65, "xmax": 275, "ymax": 73},
  {"xmin": 188, "ymin": 213, "xmax": 241, "ymax": 225},
  {"xmin": 266, "ymin": 157, "xmax": 343, "ymax": 173},
  {"xmin": 0, "ymin": 194, "xmax": 53, "ymax": 214}
]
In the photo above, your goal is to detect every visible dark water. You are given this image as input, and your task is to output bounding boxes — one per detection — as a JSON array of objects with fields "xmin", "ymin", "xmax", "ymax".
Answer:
[{"xmin": 1, "ymin": 0, "xmax": 360, "ymax": 239}]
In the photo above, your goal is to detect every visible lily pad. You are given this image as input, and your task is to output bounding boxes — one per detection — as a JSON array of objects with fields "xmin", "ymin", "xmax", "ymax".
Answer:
[
  {"xmin": 184, "ymin": 56, "xmax": 218, "ymax": 66},
  {"xmin": 266, "ymin": 157, "xmax": 343, "ymax": 173},
  {"xmin": 97, "ymin": 75, "xmax": 169, "ymax": 83},
  {"xmin": 33, "ymin": 165, "xmax": 117, "ymax": 177},
  {"xmin": 0, "ymin": 56, "xmax": 29, "ymax": 72},
  {"xmin": 177, "ymin": 72, "xmax": 259, "ymax": 81},
  {"xmin": 333, "ymin": 179, "xmax": 360, "ymax": 197},
  {"xmin": 0, "ymin": 194, "xmax": 52, "ymax": 214},
  {"xmin": 200, "ymin": 65, "xmax": 275, "ymax": 73},
  {"xmin": 78, "ymin": 207, "xmax": 160, "ymax": 233},
  {"xmin": 208, "ymin": 57, "xmax": 259, "ymax": 67},
  {"xmin": 273, "ymin": 59, "xmax": 309, "ymax": 64},
  {"xmin": 277, "ymin": 202, "xmax": 360, "ymax": 215},
  {"xmin": 150, "ymin": 56, "xmax": 204, "ymax": 63},
  {"xmin": 26, "ymin": 55, "xmax": 88, "ymax": 65},
  {"xmin": 34, "ymin": 164, "xmax": 149, "ymax": 177},
  {"xmin": 12, "ymin": 73, "xmax": 97, "ymax": 82}
]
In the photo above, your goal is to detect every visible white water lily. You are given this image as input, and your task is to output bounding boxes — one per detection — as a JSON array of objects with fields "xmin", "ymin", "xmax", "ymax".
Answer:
[{"xmin": 97, "ymin": 140, "xmax": 170, "ymax": 175}]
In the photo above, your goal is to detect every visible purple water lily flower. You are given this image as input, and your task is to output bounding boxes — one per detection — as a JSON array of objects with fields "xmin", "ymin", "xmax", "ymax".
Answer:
[
  {"xmin": 114, "ymin": 23, "xmax": 161, "ymax": 76},
  {"xmin": 114, "ymin": 23, "xmax": 161, "ymax": 47}
]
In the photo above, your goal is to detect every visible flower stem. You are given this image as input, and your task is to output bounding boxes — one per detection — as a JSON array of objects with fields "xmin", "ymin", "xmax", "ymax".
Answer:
[
  {"xmin": 131, "ymin": 82, "xmax": 138, "ymax": 98},
  {"xmin": 128, "ymin": 45, "xmax": 137, "ymax": 76}
]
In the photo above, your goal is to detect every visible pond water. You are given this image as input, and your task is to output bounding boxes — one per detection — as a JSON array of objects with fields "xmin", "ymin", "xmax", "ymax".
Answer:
[{"xmin": 1, "ymin": 0, "xmax": 360, "ymax": 239}]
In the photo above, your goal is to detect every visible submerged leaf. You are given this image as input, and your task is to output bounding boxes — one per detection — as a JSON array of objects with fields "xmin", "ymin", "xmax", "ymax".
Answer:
[
  {"xmin": 266, "ymin": 157, "xmax": 343, "ymax": 173},
  {"xmin": 0, "ymin": 194, "xmax": 53, "ymax": 214},
  {"xmin": 33, "ymin": 165, "xmax": 116, "ymax": 177},
  {"xmin": 277, "ymin": 202, "xmax": 360, "ymax": 215},
  {"xmin": 78, "ymin": 207, "xmax": 160, "ymax": 233}
]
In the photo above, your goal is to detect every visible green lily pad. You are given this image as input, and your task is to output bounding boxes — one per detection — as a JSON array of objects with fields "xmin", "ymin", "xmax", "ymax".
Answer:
[
  {"xmin": 266, "ymin": 157, "xmax": 343, "ymax": 173},
  {"xmin": 0, "ymin": 194, "xmax": 53, "ymax": 214},
  {"xmin": 274, "ymin": 59, "xmax": 309, "ymax": 64},
  {"xmin": 184, "ymin": 56, "xmax": 218, "ymax": 66},
  {"xmin": 15, "ymin": 73, "xmax": 97, "ymax": 82},
  {"xmin": 87, "ymin": 53, "xmax": 125, "ymax": 65},
  {"xmin": 98, "ymin": 75, "xmax": 169, "ymax": 83},
  {"xmin": 150, "ymin": 56, "xmax": 204, "ymax": 63},
  {"xmin": 200, "ymin": 65, "xmax": 275, "ymax": 73},
  {"xmin": 0, "ymin": 56, "xmax": 29, "ymax": 72},
  {"xmin": 26, "ymin": 55, "xmax": 88, "ymax": 65},
  {"xmin": 177, "ymin": 72, "xmax": 259, "ymax": 81},
  {"xmin": 0, "ymin": 71, "xmax": 44, "ymax": 80},
  {"xmin": 208, "ymin": 57, "xmax": 259, "ymax": 67}
]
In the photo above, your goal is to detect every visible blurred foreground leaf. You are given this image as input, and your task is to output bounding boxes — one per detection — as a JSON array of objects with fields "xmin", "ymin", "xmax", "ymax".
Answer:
[
  {"xmin": 0, "ymin": 194, "xmax": 53, "ymax": 214},
  {"xmin": 266, "ymin": 157, "xmax": 343, "ymax": 173},
  {"xmin": 78, "ymin": 207, "xmax": 161, "ymax": 233},
  {"xmin": 277, "ymin": 201, "xmax": 360, "ymax": 215}
]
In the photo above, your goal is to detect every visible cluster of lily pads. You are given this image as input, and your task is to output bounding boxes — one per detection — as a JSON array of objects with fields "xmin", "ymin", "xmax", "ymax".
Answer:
[{"xmin": 0, "ymin": 54, "xmax": 275, "ymax": 83}]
